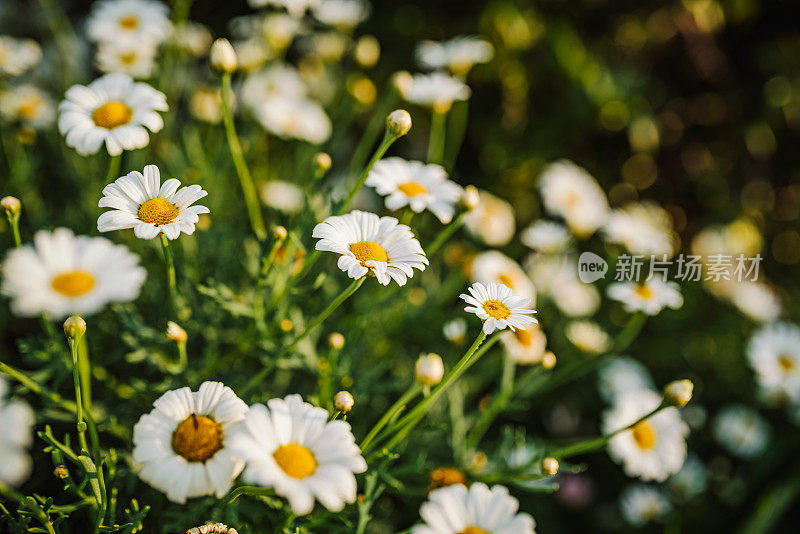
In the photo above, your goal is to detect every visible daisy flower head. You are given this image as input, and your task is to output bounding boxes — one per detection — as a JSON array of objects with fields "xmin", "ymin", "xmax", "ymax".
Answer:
[
  {"xmin": 401, "ymin": 72, "xmax": 471, "ymax": 112},
  {"xmin": 96, "ymin": 40, "xmax": 158, "ymax": 79},
  {"xmin": 598, "ymin": 357, "xmax": 654, "ymax": 402},
  {"xmin": 538, "ymin": 160, "xmax": 609, "ymax": 238},
  {"xmin": 132, "ymin": 382, "xmax": 249, "ymax": 503},
  {"xmin": 0, "ymin": 84, "xmax": 56, "ymax": 129},
  {"xmin": 415, "ymin": 36, "xmax": 494, "ymax": 76},
  {"xmin": 747, "ymin": 322, "xmax": 800, "ymax": 406},
  {"xmin": 565, "ymin": 320, "xmax": 610, "ymax": 354},
  {"xmin": 365, "ymin": 157, "xmax": 463, "ymax": 223},
  {"xmin": 97, "ymin": 164, "xmax": 209, "ymax": 240},
  {"xmin": 253, "ymin": 95, "xmax": 331, "ymax": 144},
  {"xmin": 228, "ymin": 394, "xmax": 367, "ymax": 515},
  {"xmin": 1, "ymin": 228, "xmax": 146, "ymax": 320},
  {"xmin": 619, "ymin": 484, "xmax": 672, "ymax": 526},
  {"xmin": 0, "ymin": 377, "xmax": 34, "ymax": 486},
  {"xmin": 460, "ymin": 282, "xmax": 537, "ymax": 335},
  {"xmin": 725, "ymin": 280, "xmax": 781, "ymax": 323},
  {"xmin": 87, "ymin": 0, "xmax": 172, "ymax": 47},
  {"xmin": 712, "ymin": 404, "xmax": 770, "ymax": 459},
  {"xmin": 463, "ymin": 189, "xmax": 516, "ymax": 246},
  {"xmin": 241, "ymin": 65, "xmax": 307, "ymax": 110},
  {"xmin": 500, "ymin": 322, "xmax": 547, "ymax": 365},
  {"xmin": 603, "ymin": 201, "xmax": 676, "ymax": 257},
  {"xmin": 411, "ymin": 482, "xmax": 536, "ymax": 534},
  {"xmin": 0, "ymin": 36, "xmax": 42, "ymax": 77},
  {"xmin": 312, "ymin": 0, "xmax": 370, "ymax": 32},
  {"xmin": 471, "ymin": 250, "xmax": 536, "ymax": 303},
  {"xmin": 603, "ymin": 389, "xmax": 689, "ymax": 482},
  {"xmin": 607, "ymin": 278, "xmax": 683, "ymax": 316},
  {"xmin": 312, "ymin": 210, "xmax": 428, "ymax": 286},
  {"xmin": 58, "ymin": 73, "xmax": 168, "ymax": 156},
  {"xmin": 520, "ymin": 221, "xmax": 572, "ymax": 253}
]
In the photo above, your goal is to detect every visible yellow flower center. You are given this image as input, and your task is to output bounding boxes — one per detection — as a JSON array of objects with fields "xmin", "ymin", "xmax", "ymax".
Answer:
[
  {"xmin": 119, "ymin": 15, "xmax": 139, "ymax": 29},
  {"xmin": 349, "ymin": 240, "xmax": 388, "ymax": 263},
  {"xmin": 51, "ymin": 270, "xmax": 96, "ymax": 297},
  {"xmin": 779, "ymin": 355, "xmax": 796, "ymax": 373},
  {"xmin": 513, "ymin": 327, "xmax": 532, "ymax": 346},
  {"xmin": 631, "ymin": 420, "xmax": 658, "ymax": 450},
  {"xmin": 398, "ymin": 182, "xmax": 428, "ymax": 197},
  {"xmin": 119, "ymin": 52, "xmax": 137, "ymax": 65},
  {"xmin": 430, "ymin": 467, "xmax": 466, "ymax": 490},
  {"xmin": 18, "ymin": 95, "xmax": 44, "ymax": 120},
  {"xmin": 482, "ymin": 299, "xmax": 510, "ymax": 320},
  {"xmin": 171, "ymin": 414, "xmax": 224, "ymax": 462},
  {"xmin": 273, "ymin": 443, "xmax": 317, "ymax": 479},
  {"xmin": 634, "ymin": 284, "xmax": 653, "ymax": 300},
  {"xmin": 138, "ymin": 198, "xmax": 179, "ymax": 225},
  {"xmin": 92, "ymin": 101, "xmax": 133, "ymax": 129},
  {"xmin": 458, "ymin": 527, "xmax": 489, "ymax": 534},
  {"xmin": 498, "ymin": 273, "xmax": 515, "ymax": 288}
]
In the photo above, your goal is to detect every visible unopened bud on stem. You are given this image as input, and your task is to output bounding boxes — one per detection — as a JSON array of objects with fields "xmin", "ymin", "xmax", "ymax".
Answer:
[
  {"xmin": 461, "ymin": 185, "xmax": 480, "ymax": 211},
  {"xmin": 210, "ymin": 38, "xmax": 237, "ymax": 73},
  {"xmin": 63, "ymin": 315, "xmax": 86, "ymax": 342},
  {"xmin": 415, "ymin": 353, "xmax": 444, "ymax": 386},
  {"xmin": 166, "ymin": 321, "xmax": 187, "ymax": 344},
  {"xmin": 541, "ymin": 457, "xmax": 559, "ymax": 476},
  {"xmin": 386, "ymin": 109, "xmax": 412, "ymax": 137},
  {"xmin": 664, "ymin": 379, "xmax": 693, "ymax": 407},
  {"xmin": 1, "ymin": 196, "xmax": 21, "ymax": 217},
  {"xmin": 334, "ymin": 390, "xmax": 354, "ymax": 412}
]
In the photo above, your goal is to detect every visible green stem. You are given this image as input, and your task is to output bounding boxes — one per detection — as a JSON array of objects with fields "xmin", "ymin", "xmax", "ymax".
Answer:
[
  {"xmin": 68, "ymin": 338, "xmax": 90, "ymax": 456},
  {"xmin": 5, "ymin": 212, "xmax": 21, "ymax": 247},
  {"xmin": 224, "ymin": 485, "xmax": 275, "ymax": 504},
  {"xmin": 177, "ymin": 341, "xmax": 188, "ymax": 370},
  {"xmin": 426, "ymin": 210, "xmax": 467, "ymax": 257},
  {"xmin": 443, "ymin": 100, "xmax": 469, "ymax": 171},
  {"xmin": 338, "ymin": 130, "xmax": 398, "ymax": 215},
  {"xmin": 0, "ymin": 361, "xmax": 77, "ymax": 413},
  {"xmin": 0, "ymin": 482, "xmax": 57, "ymax": 534},
  {"xmin": 160, "ymin": 235, "xmax": 178, "ymax": 315},
  {"xmin": 221, "ymin": 72, "xmax": 267, "ymax": 240},
  {"xmin": 427, "ymin": 108, "xmax": 447, "ymax": 164},
  {"xmin": 360, "ymin": 384, "xmax": 422, "ymax": 453},
  {"xmin": 104, "ymin": 154, "xmax": 121, "ymax": 184}
]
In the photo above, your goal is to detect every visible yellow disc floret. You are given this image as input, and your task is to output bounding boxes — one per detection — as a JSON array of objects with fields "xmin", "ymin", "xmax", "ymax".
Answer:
[
  {"xmin": 631, "ymin": 420, "xmax": 658, "ymax": 450},
  {"xmin": 634, "ymin": 284, "xmax": 654, "ymax": 300},
  {"xmin": 458, "ymin": 527, "xmax": 489, "ymax": 534},
  {"xmin": 119, "ymin": 15, "xmax": 139, "ymax": 29},
  {"xmin": 273, "ymin": 443, "xmax": 317, "ymax": 479},
  {"xmin": 92, "ymin": 101, "xmax": 133, "ymax": 129},
  {"xmin": 171, "ymin": 414, "xmax": 224, "ymax": 462},
  {"xmin": 482, "ymin": 299, "xmax": 510, "ymax": 320},
  {"xmin": 349, "ymin": 240, "xmax": 388, "ymax": 263},
  {"xmin": 398, "ymin": 182, "xmax": 428, "ymax": 197},
  {"xmin": 51, "ymin": 271, "xmax": 96, "ymax": 297},
  {"xmin": 138, "ymin": 198, "xmax": 179, "ymax": 225}
]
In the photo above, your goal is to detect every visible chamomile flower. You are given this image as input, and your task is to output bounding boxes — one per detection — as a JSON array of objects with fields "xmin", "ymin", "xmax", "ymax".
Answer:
[
  {"xmin": 747, "ymin": 322, "xmax": 800, "ymax": 405},
  {"xmin": 598, "ymin": 357, "xmax": 654, "ymax": 402},
  {"xmin": 603, "ymin": 201, "xmax": 676, "ymax": 257},
  {"xmin": 87, "ymin": 0, "xmax": 172, "ymax": 46},
  {"xmin": 500, "ymin": 322, "xmax": 548, "ymax": 365},
  {"xmin": 132, "ymin": 382, "xmax": 249, "ymax": 503},
  {"xmin": 253, "ymin": 95, "xmax": 331, "ymax": 144},
  {"xmin": 565, "ymin": 320, "xmax": 610, "ymax": 354},
  {"xmin": 603, "ymin": 389, "xmax": 689, "ymax": 482},
  {"xmin": 463, "ymin": 189, "xmax": 516, "ymax": 246},
  {"xmin": 312, "ymin": 0, "xmax": 370, "ymax": 32},
  {"xmin": 1, "ymin": 228, "xmax": 146, "ymax": 319},
  {"xmin": 619, "ymin": 484, "xmax": 672, "ymax": 526},
  {"xmin": 0, "ymin": 84, "xmax": 56, "ymax": 129},
  {"xmin": 97, "ymin": 164, "xmax": 209, "ymax": 240},
  {"xmin": 96, "ymin": 41, "xmax": 158, "ymax": 79},
  {"xmin": 712, "ymin": 404, "xmax": 769, "ymax": 459},
  {"xmin": 415, "ymin": 36, "xmax": 494, "ymax": 75},
  {"xmin": 471, "ymin": 250, "xmax": 536, "ymax": 303},
  {"xmin": 365, "ymin": 158, "xmax": 463, "ymax": 223},
  {"xmin": 260, "ymin": 180, "xmax": 305, "ymax": 214},
  {"xmin": 240, "ymin": 65, "xmax": 307, "ymax": 110},
  {"xmin": 0, "ymin": 377, "xmax": 34, "ymax": 486},
  {"xmin": 312, "ymin": 210, "xmax": 428, "ymax": 286},
  {"xmin": 172, "ymin": 22, "xmax": 212, "ymax": 57},
  {"xmin": 228, "ymin": 394, "xmax": 367, "ymax": 515},
  {"xmin": 538, "ymin": 160, "xmax": 609, "ymax": 238},
  {"xmin": 725, "ymin": 281, "xmax": 781, "ymax": 323},
  {"xmin": 607, "ymin": 279, "xmax": 683, "ymax": 315},
  {"xmin": 58, "ymin": 73, "xmax": 168, "ymax": 156},
  {"xmin": 0, "ymin": 36, "xmax": 42, "ymax": 77},
  {"xmin": 411, "ymin": 482, "xmax": 536, "ymax": 534},
  {"xmin": 460, "ymin": 282, "xmax": 537, "ymax": 335},
  {"xmin": 520, "ymin": 221, "xmax": 572, "ymax": 253},
  {"xmin": 443, "ymin": 318, "xmax": 467, "ymax": 345},
  {"xmin": 401, "ymin": 72, "xmax": 471, "ymax": 111}
]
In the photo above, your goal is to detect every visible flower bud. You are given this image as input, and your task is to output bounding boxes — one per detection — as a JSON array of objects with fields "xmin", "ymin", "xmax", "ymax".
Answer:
[
  {"xmin": 541, "ymin": 351, "xmax": 556, "ymax": 369},
  {"xmin": 210, "ymin": 38, "xmax": 237, "ymax": 73},
  {"xmin": 63, "ymin": 315, "xmax": 86, "ymax": 341},
  {"xmin": 541, "ymin": 457, "xmax": 559, "ymax": 476},
  {"xmin": 461, "ymin": 185, "xmax": 480, "ymax": 210},
  {"xmin": 328, "ymin": 332, "xmax": 345, "ymax": 350},
  {"xmin": 53, "ymin": 465, "xmax": 69, "ymax": 479},
  {"xmin": 1, "ymin": 196, "xmax": 21, "ymax": 217},
  {"xmin": 664, "ymin": 379, "xmax": 693, "ymax": 407},
  {"xmin": 415, "ymin": 353, "xmax": 444, "ymax": 386},
  {"xmin": 314, "ymin": 152, "xmax": 332, "ymax": 173},
  {"xmin": 334, "ymin": 390, "xmax": 354, "ymax": 412},
  {"xmin": 272, "ymin": 225, "xmax": 288, "ymax": 241},
  {"xmin": 166, "ymin": 321, "xmax": 187, "ymax": 344},
  {"xmin": 386, "ymin": 109, "xmax": 411, "ymax": 137}
]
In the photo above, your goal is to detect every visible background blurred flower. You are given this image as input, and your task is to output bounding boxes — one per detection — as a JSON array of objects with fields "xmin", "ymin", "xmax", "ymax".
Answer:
[{"xmin": 0, "ymin": 377, "xmax": 34, "ymax": 486}]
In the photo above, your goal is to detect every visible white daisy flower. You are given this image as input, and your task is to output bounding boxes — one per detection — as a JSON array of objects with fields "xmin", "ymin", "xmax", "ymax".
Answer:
[
  {"xmin": 365, "ymin": 157, "xmax": 463, "ymax": 223},
  {"xmin": 442, "ymin": 318, "xmax": 467, "ymax": 345},
  {"xmin": 87, "ymin": 0, "xmax": 172, "ymax": 46},
  {"xmin": 415, "ymin": 36, "xmax": 494, "ymax": 75},
  {"xmin": 607, "ymin": 278, "xmax": 683, "ymax": 315},
  {"xmin": 725, "ymin": 280, "xmax": 781, "ymax": 323},
  {"xmin": 538, "ymin": 160, "xmax": 609, "ymax": 238},
  {"xmin": 520, "ymin": 221, "xmax": 572, "ymax": 253},
  {"xmin": 189, "ymin": 87, "xmax": 225, "ymax": 124},
  {"xmin": 619, "ymin": 484, "xmax": 672, "ymax": 526},
  {"xmin": 58, "ymin": 73, "xmax": 168, "ymax": 156},
  {"xmin": 500, "ymin": 322, "xmax": 547, "ymax": 365},
  {"xmin": 526, "ymin": 253, "xmax": 600, "ymax": 317},
  {"xmin": 460, "ymin": 282, "xmax": 537, "ymax": 335},
  {"xmin": 252, "ymin": 95, "xmax": 331, "ymax": 144},
  {"xmin": 172, "ymin": 22, "xmax": 213, "ymax": 57},
  {"xmin": 463, "ymin": 189, "xmax": 516, "ymax": 246},
  {"xmin": 598, "ymin": 357, "xmax": 654, "ymax": 402},
  {"xmin": 603, "ymin": 201, "xmax": 676, "ymax": 257},
  {"xmin": 565, "ymin": 320, "xmax": 610, "ymax": 354},
  {"xmin": 228, "ymin": 394, "xmax": 367, "ymax": 515},
  {"xmin": 260, "ymin": 180, "xmax": 305, "ymax": 214},
  {"xmin": 471, "ymin": 250, "xmax": 536, "ymax": 303},
  {"xmin": 712, "ymin": 404, "xmax": 770, "ymax": 459},
  {"xmin": 603, "ymin": 389, "xmax": 689, "ymax": 482},
  {"xmin": 312, "ymin": 0, "xmax": 370, "ymax": 32},
  {"xmin": 240, "ymin": 65, "xmax": 307, "ymax": 111},
  {"xmin": 96, "ymin": 40, "xmax": 158, "ymax": 79},
  {"xmin": 411, "ymin": 482, "xmax": 536, "ymax": 534},
  {"xmin": 400, "ymin": 72, "xmax": 471, "ymax": 111},
  {"xmin": 1, "ymin": 228, "xmax": 146, "ymax": 320},
  {"xmin": 132, "ymin": 382, "xmax": 249, "ymax": 504},
  {"xmin": 668, "ymin": 454, "xmax": 708, "ymax": 502},
  {"xmin": 0, "ymin": 84, "xmax": 56, "ymax": 129},
  {"xmin": 747, "ymin": 322, "xmax": 800, "ymax": 405},
  {"xmin": 97, "ymin": 164, "xmax": 209, "ymax": 240},
  {"xmin": 0, "ymin": 36, "xmax": 42, "ymax": 77},
  {"xmin": 0, "ymin": 377, "xmax": 34, "ymax": 486},
  {"xmin": 312, "ymin": 210, "xmax": 428, "ymax": 286}
]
